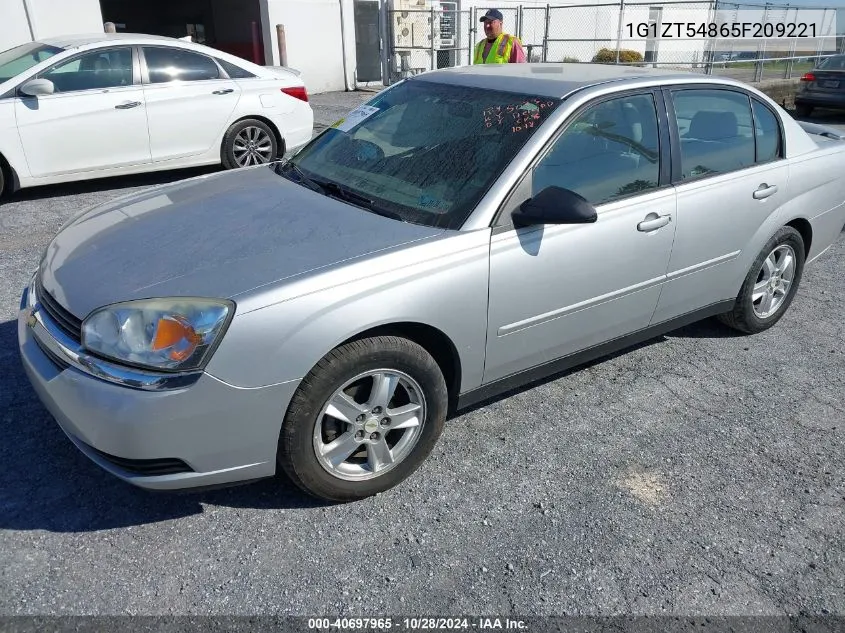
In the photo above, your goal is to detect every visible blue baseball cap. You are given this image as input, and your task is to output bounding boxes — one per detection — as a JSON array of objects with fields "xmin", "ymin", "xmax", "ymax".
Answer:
[{"xmin": 479, "ymin": 9, "xmax": 504, "ymax": 22}]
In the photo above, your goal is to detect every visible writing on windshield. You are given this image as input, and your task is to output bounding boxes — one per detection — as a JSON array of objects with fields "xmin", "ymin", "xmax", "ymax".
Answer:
[{"xmin": 482, "ymin": 98, "xmax": 558, "ymax": 133}]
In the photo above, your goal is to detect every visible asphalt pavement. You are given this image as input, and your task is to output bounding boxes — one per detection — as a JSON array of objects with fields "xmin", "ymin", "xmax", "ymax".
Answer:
[{"xmin": 0, "ymin": 90, "xmax": 843, "ymax": 619}]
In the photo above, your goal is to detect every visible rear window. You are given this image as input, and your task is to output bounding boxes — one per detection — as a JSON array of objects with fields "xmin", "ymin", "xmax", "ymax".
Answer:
[
  {"xmin": 818, "ymin": 55, "xmax": 845, "ymax": 70},
  {"xmin": 0, "ymin": 42, "xmax": 63, "ymax": 83}
]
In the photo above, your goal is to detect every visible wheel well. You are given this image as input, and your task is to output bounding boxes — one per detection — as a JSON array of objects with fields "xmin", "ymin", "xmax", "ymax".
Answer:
[
  {"xmin": 786, "ymin": 218, "xmax": 813, "ymax": 259},
  {"xmin": 340, "ymin": 323, "xmax": 463, "ymax": 415},
  {"xmin": 0, "ymin": 151, "xmax": 19, "ymax": 194},
  {"xmin": 228, "ymin": 115, "xmax": 285, "ymax": 158}
]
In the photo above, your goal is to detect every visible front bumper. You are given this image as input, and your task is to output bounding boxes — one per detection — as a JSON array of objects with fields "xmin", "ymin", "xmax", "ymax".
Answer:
[{"xmin": 17, "ymin": 283, "xmax": 300, "ymax": 491}]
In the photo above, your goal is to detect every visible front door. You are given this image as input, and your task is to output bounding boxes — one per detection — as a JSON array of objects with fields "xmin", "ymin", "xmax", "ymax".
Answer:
[
  {"xmin": 14, "ymin": 46, "xmax": 151, "ymax": 177},
  {"xmin": 484, "ymin": 92, "xmax": 677, "ymax": 383}
]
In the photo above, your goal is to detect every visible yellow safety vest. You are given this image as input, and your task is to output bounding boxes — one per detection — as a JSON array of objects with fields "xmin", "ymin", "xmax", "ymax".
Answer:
[{"xmin": 473, "ymin": 34, "xmax": 518, "ymax": 64}]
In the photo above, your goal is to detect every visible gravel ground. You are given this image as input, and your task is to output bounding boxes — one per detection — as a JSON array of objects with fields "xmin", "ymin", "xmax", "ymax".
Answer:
[{"xmin": 0, "ymin": 90, "xmax": 843, "ymax": 619}]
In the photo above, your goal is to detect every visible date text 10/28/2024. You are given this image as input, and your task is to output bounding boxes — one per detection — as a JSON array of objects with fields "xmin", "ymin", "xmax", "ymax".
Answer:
[{"xmin": 307, "ymin": 618, "xmax": 528, "ymax": 631}]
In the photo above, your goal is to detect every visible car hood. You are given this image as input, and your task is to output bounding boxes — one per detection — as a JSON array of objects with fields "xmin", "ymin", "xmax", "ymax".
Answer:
[{"xmin": 39, "ymin": 165, "xmax": 443, "ymax": 319}]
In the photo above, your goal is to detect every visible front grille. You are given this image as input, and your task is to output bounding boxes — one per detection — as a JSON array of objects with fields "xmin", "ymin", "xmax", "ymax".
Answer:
[
  {"xmin": 36, "ymin": 276, "xmax": 83, "ymax": 341},
  {"xmin": 33, "ymin": 335, "xmax": 71, "ymax": 371},
  {"xmin": 86, "ymin": 444, "xmax": 193, "ymax": 476}
]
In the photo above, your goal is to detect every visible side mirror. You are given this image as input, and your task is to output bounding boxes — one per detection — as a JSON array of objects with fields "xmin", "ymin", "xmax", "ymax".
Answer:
[
  {"xmin": 512, "ymin": 186, "xmax": 598, "ymax": 227},
  {"xmin": 19, "ymin": 78, "xmax": 55, "ymax": 97}
]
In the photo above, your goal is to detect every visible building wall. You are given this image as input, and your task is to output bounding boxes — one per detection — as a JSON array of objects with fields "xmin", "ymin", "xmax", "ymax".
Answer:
[
  {"xmin": 1, "ymin": 0, "xmax": 103, "ymax": 50},
  {"xmin": 0, "ymin": 0, "xmax": 34, "ymax": 51},
  {"xmin": 260, "ymin": 0, "xmax": 356, "ymax": 94}
]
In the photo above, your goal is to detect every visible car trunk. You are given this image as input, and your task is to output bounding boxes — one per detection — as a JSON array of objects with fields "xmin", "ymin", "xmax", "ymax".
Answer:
[{"xmin": 802, "ymin": 69, "xmax": 845, "ymax": 93}]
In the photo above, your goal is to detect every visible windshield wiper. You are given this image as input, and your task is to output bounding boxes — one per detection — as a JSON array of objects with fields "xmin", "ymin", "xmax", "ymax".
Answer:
[
  {"xmin": 318, "ymin": 180, "xmax": 406, "ymax": 222},
  {"xmin": 278, "ymin": 162, "xmax": 406, "ymax": 222},
  {"xmin": 278, "ymin": 160, "xmax": 327, "ymax": 194}
]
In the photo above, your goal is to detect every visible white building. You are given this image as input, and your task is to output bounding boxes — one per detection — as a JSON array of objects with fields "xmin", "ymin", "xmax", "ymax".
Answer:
[{"xmin": 1, "ymin": 0, "xmax": 367, "ymax": 94}]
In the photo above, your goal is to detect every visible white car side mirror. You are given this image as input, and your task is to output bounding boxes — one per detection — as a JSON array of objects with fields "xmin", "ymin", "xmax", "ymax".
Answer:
[{"xmin": 19, "ymin": 78, "xmax": 55, "ymax": 97}]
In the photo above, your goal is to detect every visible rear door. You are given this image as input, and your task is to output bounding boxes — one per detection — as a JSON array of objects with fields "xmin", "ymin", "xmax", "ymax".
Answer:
[
  {"xmin": 139, "ymin": 45, "xmax": 241, "ymax": 162},
  {"xmin": 651, "ymin": 86, "xmax": 790, "ymax": 323}
]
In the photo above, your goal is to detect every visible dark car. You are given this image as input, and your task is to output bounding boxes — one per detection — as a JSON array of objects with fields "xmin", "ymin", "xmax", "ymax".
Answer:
[{"xmin": 794, "ymin": 54, "xmax": 845, "ymax": 117}]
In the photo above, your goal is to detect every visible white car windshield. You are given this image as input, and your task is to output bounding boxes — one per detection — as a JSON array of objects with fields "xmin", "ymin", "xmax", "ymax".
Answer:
[
  {"xmin": 0, "ymin": 42, "xmax": 63, "ymax": 83},
  {"xmin": 279, "ymin": 79, "xmax": 562, "ymax": 229}
]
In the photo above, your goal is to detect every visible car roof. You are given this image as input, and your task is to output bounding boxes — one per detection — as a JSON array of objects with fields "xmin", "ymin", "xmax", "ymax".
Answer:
[
  {"xmin": 38, "ymin": 33, "xmax": 191, "ymax": 49},
  {"xmin": 411, "ymin": 62, "xmax": 723, "ymax": 98}
]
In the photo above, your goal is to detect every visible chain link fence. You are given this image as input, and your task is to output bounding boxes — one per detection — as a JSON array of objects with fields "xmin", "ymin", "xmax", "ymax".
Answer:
[
  {"xmin": 382, "ymin": 0, "xmax": 843, "ymax": 85},
  {"xmin": 384, "ymin": 5, "xmax": 474, "ymax": 84}
]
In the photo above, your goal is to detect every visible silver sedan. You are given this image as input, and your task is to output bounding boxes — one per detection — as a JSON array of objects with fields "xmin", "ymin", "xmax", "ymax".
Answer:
[{"xmin": 18, "ymin": 63, "xmax": 845, "ymax": 502}]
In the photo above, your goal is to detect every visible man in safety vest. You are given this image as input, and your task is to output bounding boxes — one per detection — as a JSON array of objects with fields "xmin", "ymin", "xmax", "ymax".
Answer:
[{"xmin": 473, "ymin": 9, "xmax": 527, "ymax": 64}]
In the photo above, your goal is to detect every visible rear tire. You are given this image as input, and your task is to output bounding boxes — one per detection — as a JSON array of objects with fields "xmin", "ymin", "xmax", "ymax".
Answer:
[
  {"xmin": 221, "ymin": 119, "xmax": 279, "ymax": 169},
  {"xmin": 718, "ymin": 226, "xmax": 805, "ymax": 334},
  {"xmin": 795, "ymin": 103, "xmax": 813, "ymax": 118},
  {"xmin": 0, "ymin": 163, "xmax": 5, "ymax": 198},
  {"xmin": 278, "ymin": 336, "xmax": 448, "ymax": 502}
]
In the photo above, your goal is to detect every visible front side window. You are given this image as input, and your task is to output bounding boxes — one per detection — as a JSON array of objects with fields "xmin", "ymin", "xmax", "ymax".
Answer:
[
  {"xmin": 672, "ymin": 89, "xmax": 755, "ymax": 179},
  {"xmin": 143, "ymin": 47, "xmax": 220, "ymax": 83},
  {"xmin": 0, "ymin": 42, "xmax": 63, "ymax": 83},
  {"xmin": 532, "ymin": 93, "xmax": 661, "ymax": 205},
  {"xmin": 281, "ymin": 79, "xmax": 562, "ymax": 229},
  {"xmin": 40, "ymin": 48, "xmax": 133, "ymax": 92}
]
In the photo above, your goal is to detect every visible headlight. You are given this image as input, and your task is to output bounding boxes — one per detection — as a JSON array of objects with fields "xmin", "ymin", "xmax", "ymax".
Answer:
[{"xmin": 81, "ymin": 298, "xmax": 234, "ymax": 372}]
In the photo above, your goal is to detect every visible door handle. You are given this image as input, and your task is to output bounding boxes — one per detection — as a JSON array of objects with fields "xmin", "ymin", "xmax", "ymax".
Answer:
[
  {"xmin": 637, "ymin": 212, "xmax": 672, "ymax": 232},
  {"xmin": 753, "ymin": 184, "xmax": 778, "ymax": 200},
  {"xmin": 212, "ymin": 88, "xmax": 234, "ymax": 95},
  {"xmin": 114, "ymin": 101, "xmax": 141, "ymax": 109}
]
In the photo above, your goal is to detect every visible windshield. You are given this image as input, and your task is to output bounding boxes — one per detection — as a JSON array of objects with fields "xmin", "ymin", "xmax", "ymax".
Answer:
[
  {"xmin": 280, "ymin": 79, "xmax": 562, "ymax": 229},
  {"xmin": 0, "ymin": 42, "xmax": 63, "ymax": 83}
]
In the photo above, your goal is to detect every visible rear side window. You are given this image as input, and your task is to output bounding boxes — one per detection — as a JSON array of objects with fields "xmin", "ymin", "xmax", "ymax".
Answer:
[
  {"xmin": 672, "ymin": 89, "xmax": 755, "ymax": 179},
  {"xmin": 752, "ymin": 99, "xmax": 782, "ymax": 163},
  {"xmin": 216, "ymin": 58, "xmax": 255, "ymax": 79},
  {"xmin": 143, "ymin": 47, "xmax": 220, "ymax": 83}
]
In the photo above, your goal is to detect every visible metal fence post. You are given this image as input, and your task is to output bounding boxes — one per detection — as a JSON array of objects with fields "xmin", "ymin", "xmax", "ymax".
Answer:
[
  {"xmin": 431, "ymin": 5, "xmax": 436, "ymax": 70},
  {"xmin": 615, "ymin": 0, "xmax": 625, "ymax": 64},
  {"xmin": 704, "ymin": 0, "xmax": 719, "ymax": 75},
  {"xmin": 542, "ymin": 5, "xmax": 550, "ymax": 62},
  {"xmin": 786, "ymin": 36, "xmax": 796, "ymax": 79},
  {"xmin": 754, "ymin": 2, "xmax": 768, "ymax": 82},
  {"xmin": 379, "ymin": 0, "xmax": 391, "ymax": 86},
  {"xmin": 517, "ymin": 5, "xmax": 524, "ymax": 41},
  {"xmin": 469, "ymin": 7, "xmax": 475, "ymax": 65}
]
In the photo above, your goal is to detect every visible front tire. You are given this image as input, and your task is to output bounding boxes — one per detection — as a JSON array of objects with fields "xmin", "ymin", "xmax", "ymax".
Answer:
[
  {"xmin": 278, "ymin": 336, "xmax": 448, "ymax": 502},
  {"xmin": 718, "ymin": 226, "xmax": 805, "ymax": 334},
  {"xmin": 221, "ymin": 119, "xmax": 279, "ymax": 169}
]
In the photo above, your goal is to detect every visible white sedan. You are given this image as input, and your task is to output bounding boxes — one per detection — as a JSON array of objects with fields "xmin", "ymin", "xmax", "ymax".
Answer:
[{"xmin": 0, "ymin": 33, "xmax": 314, "ymax": 197}]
